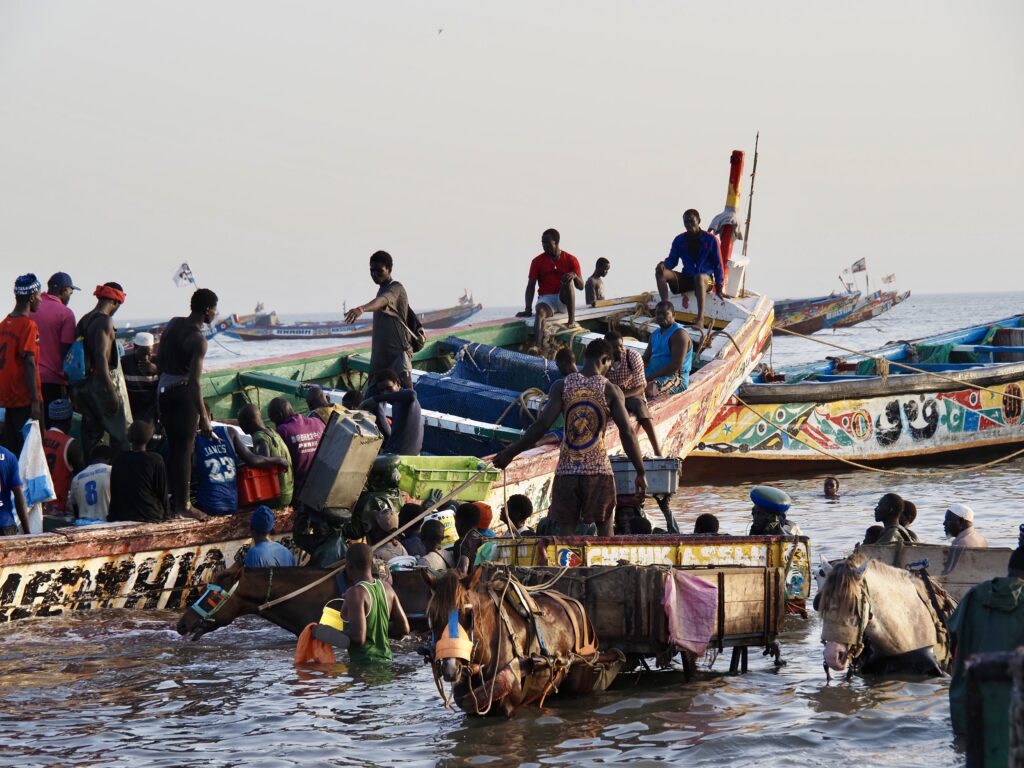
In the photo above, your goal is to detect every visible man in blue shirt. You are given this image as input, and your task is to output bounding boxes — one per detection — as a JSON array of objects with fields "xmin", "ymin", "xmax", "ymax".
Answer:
[
  {"xmin": 655, "ymin": 209, "xmax": 724, "ymax": 329},
  {"xmin": 243, "ymin": 506, "xmax": 297, "ymax": 567},
  {"xmin": 0, "ymin": 445, "xmax": 31, "ymax": 535}
]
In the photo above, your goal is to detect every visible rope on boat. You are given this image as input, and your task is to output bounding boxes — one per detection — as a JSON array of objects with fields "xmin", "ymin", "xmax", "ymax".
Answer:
[
  {"xmin": 733, "ymin": 395, "xmax": 1024, "ymax": 478},
  {"xmin": 773, "ymin": 326, "xmax": 1023, "ymax": 403},
  {"xmin": 258, "ymin": 468, "xmax": 492, "ymax": 611},
  {"xmin": 494, "ymin": 387, "xmax": 547, "ymax": 427}
]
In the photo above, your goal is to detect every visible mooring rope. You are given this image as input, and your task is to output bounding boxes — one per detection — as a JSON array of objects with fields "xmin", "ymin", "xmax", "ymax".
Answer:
[{"xmin": 773, "ymin": 326, "xmax": 1023, "ymax": 403}]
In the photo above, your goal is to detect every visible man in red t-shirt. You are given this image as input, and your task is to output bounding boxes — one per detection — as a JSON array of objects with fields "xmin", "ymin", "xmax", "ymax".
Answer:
[
  {"xmin": 0, "ymin": 274, "xmax": 44, "ymax": 456},
  {"xmin": 516, "ymin": 228, "xmax": 583, "ymax": 349}
]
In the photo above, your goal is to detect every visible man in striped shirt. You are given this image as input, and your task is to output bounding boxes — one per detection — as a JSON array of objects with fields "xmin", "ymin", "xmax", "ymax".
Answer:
[{"xmin": 605, "ymin": 332, "xmax": 661, "ymax": 456}]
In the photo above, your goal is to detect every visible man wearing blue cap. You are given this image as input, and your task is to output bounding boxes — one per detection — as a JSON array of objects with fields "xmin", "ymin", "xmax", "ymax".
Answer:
[
  {"xmin": 244, "ymin": 506, "xmax": 297, "ymax": 567},
  {"xmin": 1, "ymin": 274, "xmax": 44, "ymax": 455},
  {"xmin": 32, "ymin": 272, "xmax": 79, "ymax": 427}
]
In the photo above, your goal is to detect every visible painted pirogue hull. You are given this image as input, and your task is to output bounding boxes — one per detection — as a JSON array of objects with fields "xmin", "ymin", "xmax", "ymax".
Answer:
[
  {"xmin": 773, "ymin": 293, "xmax": 860, "ymax": 335},
  {"xmin": 857, "ymin": 542, "xmax": 1013, "ymax": 602},
  {"xmin": 689, "ymin": 315, "xmax": 1024, "ymax": 475},
  {"xmin": 0, "ymin": 510, "xmax": 296, "ymax": 622},
  {"xmin": 833, "ymin": 290, "xmax": 910, "ymax": 328},
  {"xmin": 202, "ymin": 291, "xmax": 774, "ymax": 515},
  {"xmin": 227, "ymin": 302, "xmax": 484, "ymax": 342}
]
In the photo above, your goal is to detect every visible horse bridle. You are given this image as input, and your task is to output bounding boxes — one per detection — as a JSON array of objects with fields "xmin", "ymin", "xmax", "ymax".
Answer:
[{"xmin": 190, "ymin": 568, "xmax": 276, "ymax": 628}]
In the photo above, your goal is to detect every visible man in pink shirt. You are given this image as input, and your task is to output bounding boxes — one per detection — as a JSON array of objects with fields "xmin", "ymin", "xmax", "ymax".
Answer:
[{"xmin": 31, "ymin": 272, "xmax": 79, "ymax": 426}]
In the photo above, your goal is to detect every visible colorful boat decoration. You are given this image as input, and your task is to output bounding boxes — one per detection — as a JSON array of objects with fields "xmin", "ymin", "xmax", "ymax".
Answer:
[
  {"xmin": 689, "ymin": 314, "xmax": 1024, "ymax": 475},
  {"xmin": 222, "ymin": 293, "xmax": 484, "ymax": 342},
  {"xmin": 832, "ymin": 289, "xmax": 911, "ymax": 328},
  {"xmin": 0, "ymin": 511, "xmax": 299, "ymax": 622},
  {"xmin": 773, "ymin": 292, "xmax": 861, "ymax": 335}
]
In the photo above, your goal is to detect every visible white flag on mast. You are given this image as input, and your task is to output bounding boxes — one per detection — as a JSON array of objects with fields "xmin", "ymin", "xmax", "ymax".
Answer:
[
  {"xmin": 173, "ymin": 262, "xmax": 196, "ymax": 288},
  {"xmin": 882, "ymin": 273, "xmax": 896, "ymax": 285}
]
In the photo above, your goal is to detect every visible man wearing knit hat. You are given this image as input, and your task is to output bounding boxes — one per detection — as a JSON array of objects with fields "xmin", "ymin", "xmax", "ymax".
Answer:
[
  {"xmin": 41, "ymin": 398, "xmax": 84, "ymax": 513},
  {"xmin": 243, "ymin": 506, "xmax": 297, "ymax": 568},
  {"xmin": 121, "ymin": 332, "xmax": 158, "ymax": 423},
  {"xmin": 31, "ymin": 272, "xmax": 79, "ymax": 427},
  {"xmin": 0, "ymin": 274, "xmax": 44, "ymax": 455},
  {"xmin": 943, "ymin": 502, "xmax": 988, "ymax": 548},
  {"xmin": 75, "ymin": 282, "xmax": 129, "ymax": 455}
]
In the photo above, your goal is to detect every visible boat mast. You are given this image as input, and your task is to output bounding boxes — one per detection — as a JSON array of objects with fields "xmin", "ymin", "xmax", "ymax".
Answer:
[{"xmin": 741, "ymin": 131, "xmax": 760, "ymax": 258}]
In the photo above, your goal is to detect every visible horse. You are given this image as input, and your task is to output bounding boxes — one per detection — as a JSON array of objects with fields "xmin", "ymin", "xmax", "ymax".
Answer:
[
  {"xmin": 424, "ymin": 565, "xmax": 618, "ymax": 718},
  {"xmin": 816, "ymin": 552, "xmax": 956, "ymax": 678},
  {"xmin": 175, "ymin": 565, "xmax": 430, "ymax": 641}
]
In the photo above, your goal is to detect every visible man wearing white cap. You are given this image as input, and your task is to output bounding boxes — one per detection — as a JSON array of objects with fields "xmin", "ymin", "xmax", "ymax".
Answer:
[
  {"xmin": 121, "ymin": 332, "xmax": 158, "ymax": 423},
  {"xmin": 944, "ymin": 503, "xmax": 988, "ymax": 548}
]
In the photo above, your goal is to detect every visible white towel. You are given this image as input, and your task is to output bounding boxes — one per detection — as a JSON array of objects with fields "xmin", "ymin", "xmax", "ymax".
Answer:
[{"xmin": 18, "ymin": 420, "xmax": 55, "ymax": 534}]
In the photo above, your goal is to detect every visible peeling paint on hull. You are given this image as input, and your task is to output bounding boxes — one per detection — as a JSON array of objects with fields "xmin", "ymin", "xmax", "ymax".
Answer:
[{"xmin": 0, "ymin": 510, "xmax": 296, "ymax": 622}]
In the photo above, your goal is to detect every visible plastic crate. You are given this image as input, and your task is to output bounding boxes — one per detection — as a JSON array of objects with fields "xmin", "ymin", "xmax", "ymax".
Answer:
[
  {"xmin": 610, "ymin": 456, "xmax": 680, "ymax": 496},
  {"xmin": 397, "ymin": 456, "xmax": 500, "ymax": 502},
  {"xmin": 237, "ymin": 465, "xmax": 282, "ymax": 506}
]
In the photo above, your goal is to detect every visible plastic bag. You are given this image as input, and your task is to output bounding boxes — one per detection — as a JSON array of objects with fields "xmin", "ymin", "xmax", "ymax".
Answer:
[{"xmin": 18, "ymin": 420, "xmax": 55, "ymax": 534}]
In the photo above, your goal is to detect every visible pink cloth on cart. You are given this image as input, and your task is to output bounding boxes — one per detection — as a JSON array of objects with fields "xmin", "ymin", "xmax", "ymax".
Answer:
[{"xmin": 662, "ymin": 570, "xmax": 718, "ymax": 655}]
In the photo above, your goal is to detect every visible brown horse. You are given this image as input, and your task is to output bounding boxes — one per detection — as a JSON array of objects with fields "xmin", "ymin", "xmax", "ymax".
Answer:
[
  {"xmin": 817, "ymin": 553, "xmax": 956, "ymax": 677},
  {"xmin": 175, "ymin": 566, "xmax": 430, "ymax": 641},
  {"xmin": 424, "ymin": 566, "xmax": 618, "ymax": 717}
]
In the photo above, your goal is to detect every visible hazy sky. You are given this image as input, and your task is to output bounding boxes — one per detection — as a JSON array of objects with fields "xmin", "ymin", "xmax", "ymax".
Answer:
[{"xmin": 2, "ymin": 1, "xmax": 1022, "ymax": 321}]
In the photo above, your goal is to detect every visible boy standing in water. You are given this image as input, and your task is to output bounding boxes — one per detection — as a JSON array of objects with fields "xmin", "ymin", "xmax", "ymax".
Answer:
[{"xmin": 339, "ymin": 543, "xmax": 410, "ymax": 664}]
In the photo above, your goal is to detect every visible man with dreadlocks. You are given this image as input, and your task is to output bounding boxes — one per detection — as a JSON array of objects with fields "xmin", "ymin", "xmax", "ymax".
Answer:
[
  {"xmin": 655, "ymin": 208, "xmax": 724, "ymax": 329},
  {"xmin": 75, "ymin": 282, "xmax": 129, "ymax": 456},
  {"xmin": 0, "ymin": 274, "xmax": 44, "ymax": 455}
]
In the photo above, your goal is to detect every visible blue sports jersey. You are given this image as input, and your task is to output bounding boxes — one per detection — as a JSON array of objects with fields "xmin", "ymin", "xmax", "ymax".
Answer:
[
  {"xmin": 194, "ymin": 426, "xmax": 238, "ymax": 515},
  {"xmin": 0, "ymin": 446, "xmax": 23, "ymax": 528}
]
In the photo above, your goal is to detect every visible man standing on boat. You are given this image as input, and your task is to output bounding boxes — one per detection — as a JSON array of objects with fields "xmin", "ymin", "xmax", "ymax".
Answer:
[
  {"xmin": 0, "ymin": 274, "xmax": 43, "ymax": 456},
  {"xmin": 238, "ymin": 403, "xmax": 294, "ymax": 508},
  {"xmin": 344, "ymin": 251, "xmax": 413, "ymax": 389},
  {"xmin": 493, "ymin": 338, "xmax": 647, "ymax": 536},
  {"xmin": 75, "ymin": 282, "xmax": 129, "ymax": 456},
  {"xmin": 158, "ymin": 288, "xmax": 219, "ymax": 518},
  {"xmin": 655, "ymin": 209, "xmax": 723, "ymax": 329},
  {"xmin": 30, "ymin": 272, "xmax": 78, "ymax": 427},
  {"xmin": 0, "ymin": 443, "xmax": 31, "ymax": 535},
  {"xmin": 515, "ymin": 229, "xmax": 584, "ymax": 349}
]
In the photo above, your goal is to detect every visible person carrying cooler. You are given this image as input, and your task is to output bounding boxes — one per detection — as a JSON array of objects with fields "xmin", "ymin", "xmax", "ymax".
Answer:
[{"xmin": 193, "ymin": 424, "xmax": 288, "ymax": 516}]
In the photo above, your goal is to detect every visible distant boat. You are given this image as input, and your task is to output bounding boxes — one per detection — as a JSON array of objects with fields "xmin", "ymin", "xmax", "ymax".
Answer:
[
  {"xmin": 223, "ymin": 293, "xmax": 484, "ymax": 342},
  {"xmin": 773, "ymin": 291, "xmax": 861, "ymax": 335},
  {"xmin": 115, "ymin": 312, "xmax": 258, "ymax": 345},
  {"xmin": 833, "ymin": 289, "xmax": 911, "ymax": 328}
]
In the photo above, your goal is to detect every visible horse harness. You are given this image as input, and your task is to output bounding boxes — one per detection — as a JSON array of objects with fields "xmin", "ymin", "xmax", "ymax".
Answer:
[
  {"xmin": 191, "ymin": 568, "xmax": 276, "ymax": 628},
  {"xmin": 487, "ymin": 574, "xmax": 597, "ymax": 661}
]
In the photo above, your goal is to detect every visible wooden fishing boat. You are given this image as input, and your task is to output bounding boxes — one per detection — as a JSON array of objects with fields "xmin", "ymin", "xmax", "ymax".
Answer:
[
  {"xmin": 115, "ymin": 313, "xmax": 253, "ymax": 344},
  {"xmin": 689, "ymin": 313, "xmax": 1024, "ymax": 476},
  {"xmin": 222, "ymin": 295, "xmax": 484, "ymax": 342},
  {"xmin": 0, "ymin": 510, "xmax": 299, "ymax": 622},
  {"xmin": 858, "ymin": 542, "xmax": 1015, "ymax": 602},
  {"xmin": 832, "ymin": 289, "xmax": 911, "ymax": 328},
  {"xmin": 773, "ymin": 291, "xmax": 860, "ymax": 335},
  {"xmin": 201, "ymin": 286, "xmax": 772, "ymax": 512}
]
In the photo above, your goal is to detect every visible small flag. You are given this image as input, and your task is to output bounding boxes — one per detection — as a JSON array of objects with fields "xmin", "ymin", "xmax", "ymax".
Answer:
[
  {"xmin": 850, "ymin": 258, "xmax": 867, "ymax": 274},
  {"xmin": 882, "ymin": 273, "xmax": 896, "ymax": 285},
  {"xmin": 173, "ymin": 262, "xmax": 196, "ymax": 288},
  {"xmin": 841, "ymin": 269, "xmax": 852, "ymax": 277}
]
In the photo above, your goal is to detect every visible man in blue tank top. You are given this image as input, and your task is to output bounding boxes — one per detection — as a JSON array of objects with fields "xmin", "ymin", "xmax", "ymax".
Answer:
[
  {"xmin": 643, "ymin": 301, "xmax": 693, "ymax": 397},
  {"xmin": 193, "ymin": 426, "xmax": 289, "ymax": 516}
]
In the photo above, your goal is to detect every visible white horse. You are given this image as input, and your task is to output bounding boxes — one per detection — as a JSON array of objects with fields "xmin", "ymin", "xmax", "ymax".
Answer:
[{"xmin": 816, "ymin": 552, "xmax": 955, "ymax": 676}]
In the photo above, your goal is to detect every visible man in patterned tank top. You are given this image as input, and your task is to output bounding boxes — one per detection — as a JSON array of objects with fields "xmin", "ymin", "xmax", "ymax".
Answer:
[{"xmin": 494, "ymin": 339, "xmax": 646, "ymax": 536}]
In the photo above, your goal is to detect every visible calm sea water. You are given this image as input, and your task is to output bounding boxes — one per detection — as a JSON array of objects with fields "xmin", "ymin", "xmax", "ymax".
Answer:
[{"xmin": 1, "ymin": 291, "xmax": 1021, "ymax": 767}]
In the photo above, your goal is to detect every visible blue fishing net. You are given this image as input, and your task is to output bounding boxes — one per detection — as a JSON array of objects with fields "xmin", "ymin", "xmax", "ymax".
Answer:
[
  {"xmin": 414, "ymin": 372, "xmax": 539, "ymax": 430},
  {"xmin": 443, "ymin": 337, "xmax": 563, "ymax": 393}
]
